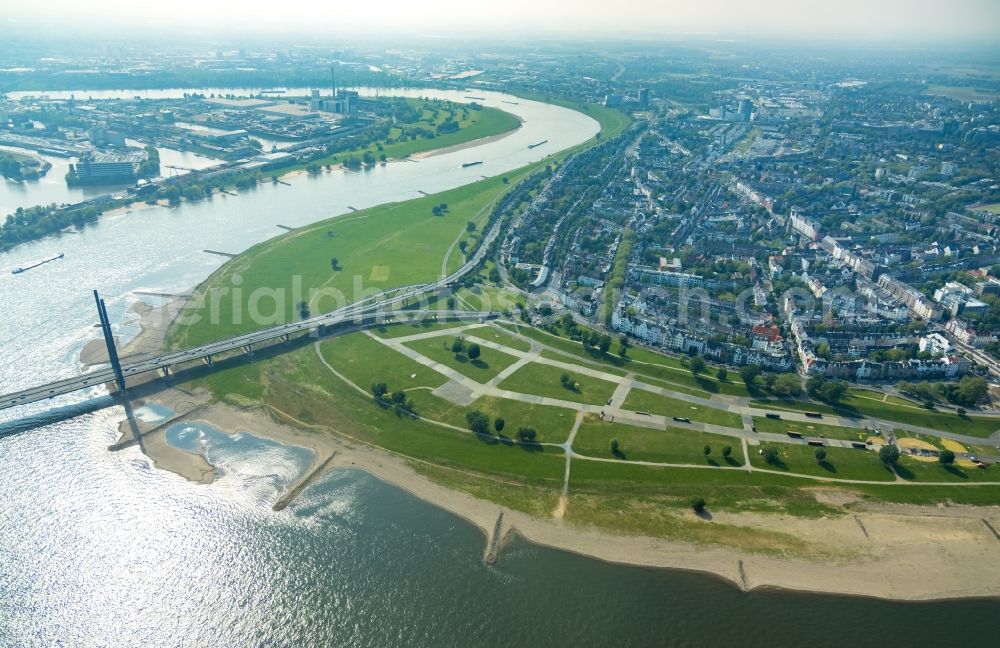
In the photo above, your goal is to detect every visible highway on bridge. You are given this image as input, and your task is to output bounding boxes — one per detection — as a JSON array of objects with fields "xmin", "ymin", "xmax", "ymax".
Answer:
[{"xmin": 0, "ymin": 191, "xmax": 512, "ymax": 413}]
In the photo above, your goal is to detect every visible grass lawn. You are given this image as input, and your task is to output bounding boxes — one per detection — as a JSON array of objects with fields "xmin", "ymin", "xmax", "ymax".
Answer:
[
  {"xmin": 283, "ymin": 100, "xmax": 521, "ymax": 173},
  {"xmin": 466, "ymin": 324, "xmax": 533, "ymax": 353},
  {"xmin": 572, "ymin": 418, "xmax": 743, "ymax": 466},
  {"xmin": 259, "ymin": 346, "xmax": 567, "ymax": 484},
  {"xmin": 894, "ymin": 457, "xmax": 999, "ymax": 483},
  {"xmin": 412, "ymin": 463, "xmax": 561, "ymax": 519},
  {"xmin": 403, "ymin": 335, "xmax": 521, "ymax": 383},
  {"xmin": 370, "ymin": 319, "xmax": 482, "ymax": 339},
  {"xmin": 631, "ymin": 375, "xmax": 708, "ymax": 398},
  {"xmin": 458, "ymin": 283, "xmax": 523, "ymax": 313},
  {"xmin": 924, "ymin": 85, "xmax": 1000, "ymax": 102},
  {"xmin": 317, "ymin": 332, "xmax": 448, "ymax": 392},
  {"xmin": 563, "ymin": 491, "xmax": 822, "ymax": 556},
  {"xmin": 750, "ymin": 443, "xmax": 895, "ymax": 482},
  {"xmin": 752, "ymin": 416, "xmax": 867, "ymax": 442},
  {"xmin": 749, "ymin": 399, "xmax": 846, "ymax": 417},
  {"xmin": 978, "ymin": 203, "xmax": 1000, "ymax": 215},
  {"xmin": 463, "ymin": 395, "xmax": 577, "ymax": 444},
  {"xmin": 497, "ymin": 362, "xmax": 619, "ymax": 405},
  {"xmin": 170, "ymin": 158, "xmax": 549, "ymax": 349},
  {"xmin": 622, "ymin": 389, "xmax": 743, "ymax": 428},
  {"xmin": 538, "ymin": 349, "xmax": 628, "ymax": 376},
  {"xmin": 501, "ymin": 321, "xmax": 749, "ymax": 397},
  {"xmin": 750, "ymin": 395, "xmax": 1000, "ymax": 438}
]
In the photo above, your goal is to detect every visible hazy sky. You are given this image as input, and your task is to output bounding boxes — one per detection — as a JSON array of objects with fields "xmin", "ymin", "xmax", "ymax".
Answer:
[{"xmin": 4, "ymin": 0, "xmax": 1000, "ymax": 41}]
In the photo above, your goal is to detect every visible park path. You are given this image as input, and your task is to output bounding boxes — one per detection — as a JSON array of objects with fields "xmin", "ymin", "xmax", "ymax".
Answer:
[
  {"xmin": 370, "ymin": 324, "xmax": 1000, "ymax": 453},
  {"xmin": 312, "ymin": 333, "xmax": 1000, "ymax": 489}
]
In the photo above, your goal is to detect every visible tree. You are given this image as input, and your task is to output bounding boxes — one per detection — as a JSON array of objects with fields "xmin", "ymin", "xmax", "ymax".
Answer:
[
  {"xmin": 879, "ymin": 444, "xmax": 900, "ymax": 466},
  {"xmin": 762, "ymin": 446, "xmax": 781, "ymax": 465},
  {"xmin": 691, "ymin": 497, "xmax": 706, "ymax": 514},
  {"xmin": 517, "ymin": 426, "xmax": 537, "ymax": 442},
  {"xmin": 771, "ymin": 373, "xmax": 803, "ymax": 397},
  {"xmin": 819, "ymin": 380, "xmax": 848, "ymax": 404},
  {"xmin": 618, "ymin": 335, "xmax": 630, "ymax": 357},
  {"xmin": 690, "ymin": 355, "xmax": 706, "ymax": 377},
  {"xmin": 330, "ymin": 257, "xmax": 340, "ymax": 271},
  {"xmin": 296, "ymin": 300, "xmax": 310, "ymax": 319},
  {"xmin": 716, "ymin": 367, "xmax": 728, "ymax": 382},
  {"xmin": 808, "ymin": 375, "xmax": 848, "ymax": 404},
  {"xmin": 466, "ymin": 221, "xmax": 477, "ymax": 232},
  {"xmin": 467, "ymin": 343, "xmax": 481, "ymax": 360},
  {"xmin": 494, "ymin": 417, "xmax": 505, "ymax": 434},
  {"xmin": 371, "ymin": 383, "xmax": 388, "ymax": 400},
  {"xmin": 939, "ymin": 449, "xmax": 956, "ymax": 465},
  {"xmin": 598, "ymin": 334, "xmax": 612, "ymax": 354},
  {"xmin": 466, "ymin": 410, "xmax": 491, "ymax": 436},
  {"xmin": 957, "ymin": 407, "xmax": 967, "ymax": 417},
  {"xmin": 956, "ymin": 376, "xmax": 988, "ymax": 406},
  {"xmin": 451, "ymin": 337, "xmax": 465, "ymax": 354},
  {"xmin": 390, "ymin": 390, "xmax": 407, "ymax": 406},
  {"xmin": 740, "ymin": 365, "xmax": 761, "ymax": 386},
  {"xmin": 610, "ymin": 438, "xmax": 621, "ymax": 454},
  {"xmin": 815, "ymin": 448, "xmax": 827, "ymax": 463},
  {"xmin": 722, "ymin": 445, "xmax": 733, "ymax": 459}
]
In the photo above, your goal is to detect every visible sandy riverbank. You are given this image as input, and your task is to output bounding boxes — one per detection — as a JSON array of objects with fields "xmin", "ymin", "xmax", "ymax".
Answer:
[
  {"xmin": 103, "ymin": 298, "xmax": 1000, "ymax": 602},
  {"xmin": 127, "ymin": 389, "xmax": 1000, "ymax": 602},
  {"xmin": 409, "ymin": 127, "xmax": 522, "ymax": 161}
]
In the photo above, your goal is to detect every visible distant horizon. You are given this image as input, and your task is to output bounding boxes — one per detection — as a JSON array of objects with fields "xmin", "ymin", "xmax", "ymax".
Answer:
[{"xmin": 2, "ymin": 0, "xmax": 999, "ymax": 43}]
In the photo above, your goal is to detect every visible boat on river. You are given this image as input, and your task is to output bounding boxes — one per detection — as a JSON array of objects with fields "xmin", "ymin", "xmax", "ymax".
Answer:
[{"xmin": 11, "ymin": 252, "xmax": 64, "ymax": 275}]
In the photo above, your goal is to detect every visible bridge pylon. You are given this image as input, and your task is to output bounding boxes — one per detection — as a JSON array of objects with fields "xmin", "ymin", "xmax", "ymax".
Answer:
[{"xmin": 94, "ymin": 290, "xmax": 127, "ymax": 395}]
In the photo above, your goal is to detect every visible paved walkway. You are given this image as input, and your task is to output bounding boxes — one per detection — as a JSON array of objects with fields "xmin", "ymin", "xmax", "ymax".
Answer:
[
  {"xmin": 369, "ymin": 324, "xmax": 1000, "ymax": 454},
  {"xmin": 314, "ymin": 334, "xmax": 1000, "ymax": 490}
]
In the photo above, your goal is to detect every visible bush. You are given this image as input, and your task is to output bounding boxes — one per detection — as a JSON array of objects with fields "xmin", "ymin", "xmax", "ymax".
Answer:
[
  {"xmin": 466, "ymin": 410, "xmax": 491, "ymax": 435},
  {"xmin": 517, "ymin": 426, "xmax": 537, "ymax": 442}
]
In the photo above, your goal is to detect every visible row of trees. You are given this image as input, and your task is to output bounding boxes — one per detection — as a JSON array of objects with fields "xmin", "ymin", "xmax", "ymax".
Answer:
[
  {"xmin": 370, "ymin": 382, "xmax": 415, "ymax": 415},
  {"xmin": 897, "ymin": 376, "xmax": 988, "ymax": 408},
  {"xmin": 1, "ymin": 203, "xmax": 102, "ymax": 251},
  {"xmin": 465, "ymin": 410, "xmax": 536, "ymax": 442}
]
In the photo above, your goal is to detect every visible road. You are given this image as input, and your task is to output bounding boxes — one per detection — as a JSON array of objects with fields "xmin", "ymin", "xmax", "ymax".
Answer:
[{"xmin": 0, "ymin": 192, "xmax": 512, "ymax": 413}]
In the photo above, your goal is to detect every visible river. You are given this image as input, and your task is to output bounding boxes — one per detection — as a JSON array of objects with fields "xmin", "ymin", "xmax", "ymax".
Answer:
[{"xmin": 0, "ymin": 88, "xmax": 996, "ymax": 647}]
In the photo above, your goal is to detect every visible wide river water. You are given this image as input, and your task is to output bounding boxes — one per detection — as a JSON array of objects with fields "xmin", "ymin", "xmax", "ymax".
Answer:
[{"xmin": 0, "ymin": 88, "xmax": 997, "ymax": 647}]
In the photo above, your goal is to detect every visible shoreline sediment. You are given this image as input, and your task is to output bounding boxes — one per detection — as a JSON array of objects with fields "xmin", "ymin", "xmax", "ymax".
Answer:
[{"xmin": 100, "ymin": 298, "xmax": 1000, "ymax": 603}]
